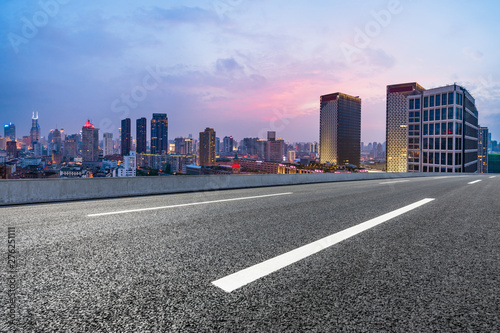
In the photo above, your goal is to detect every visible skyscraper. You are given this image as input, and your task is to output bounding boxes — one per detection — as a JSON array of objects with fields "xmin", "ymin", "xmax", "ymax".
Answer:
[
  {"xmin": 223, "ymin": 136, "xmax": 234, "ymax": 153},
  {"xmin": 199, "ymin": 128, "xmax": 216, "ymax": 166},
  {"xmin": 4, "ymin": 123, "xmax": 15, "ymax": 141},
  {"xmin": 478, "ymin": 127, "xmax": 488, "ymax": 173},
  {"xmin": 319, "ymin": 92, "xmax": 361, "ymax": 166},
  {"xmin": 103, "ymin": 133, "xmax": 114, "ymax": 157},
  {"xmin": 151, "ymin": 113, "xmax": 168, "ymax": 154},
  {"xmin": 386, "ymin": 83, "xmax": 479, "ymax": 173},
  {"xmin": 30, "ymin": 112, "xmax": 40, "ymax": 144},
  {"xmin": 136, "ymin": 117, "xmax": 147, "ymax": 154},
  {"xmin": 174, "ymin": 137, "xmax": 193, "ymax": 155},
  {"xmin": 121, "ymin": 118, "xmax": 131, "ymax": 157},
  {"xmin": 82, "ymin": 120, "xmax": 99, "ymax": 163}
]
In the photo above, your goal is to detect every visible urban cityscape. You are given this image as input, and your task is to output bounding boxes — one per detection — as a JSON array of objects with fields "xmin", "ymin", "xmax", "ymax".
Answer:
[
  {"xmin": 2, "ymin": 1, "xmax": 500, "ymax": 332},
  {"xmin": 1, "ymin": 82, "xmax": 499, "ymax": 179}
]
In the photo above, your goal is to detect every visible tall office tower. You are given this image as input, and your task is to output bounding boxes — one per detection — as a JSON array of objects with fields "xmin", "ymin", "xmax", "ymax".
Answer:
[
  {"xmin": 30, "ymin": 112, "xmax": 40, "ymax": 144},
  {"xmin": 216, "ymin": 137, "xmax": 221, "ymax": 153},
  {"xmin": 174, "ymin": 137, "xmax": 193, "ymax": 155},
  {"xmin": 478, "ymin": 127, "xmax": 488, "ymax": 173},
  {"xmin": 265, "ymin": 138, "xmax": 285, "ymax": 162},
  {"xmin": 121, "ymin": 118, "xmax": 132, "ymax": 156},
  {"xmin": 243, "ymin": 138, "xmax": 259, "ymax": 156},
  {"xmin": 6, "ymin": 141, "xmax": 17, "ymax": 157},
  {"xmin": 319, "ymin": 92, "xmax": 361, "ymax": 166},
  {"xmin": 223, "ymin": 136, "xmax": 234, "ymax": 153},
  {"xmin": 386, "ymin": 83, "xmax": 479, "ymax": 173},
  {"xmin": 4, "ymin": 123, "xmax": 15, "ymax": 141},
  {"xmin": 82, "ymin": 120, "xmax": 99, "ymax": 162},
  {"xmin": 63, "ymin": 135, "xmax": 78, "ymax": 161},
  {"xmin": 52, "ymin": 129, "xmax": 62, "ymax": 152},
  {"xmin": 151, "ymin": 113, "xmax": 168, "ymax": 154},
  {"xmin": 199, "ymin": 128, "xmax": 216, "ymax": 166},
  {"xmin": 136, "ymin": 118, "xmax": 147, "ymax": 154},
  {"xmin": 103, "ymin": 133, "xmax": 114, "ymax": 157}
]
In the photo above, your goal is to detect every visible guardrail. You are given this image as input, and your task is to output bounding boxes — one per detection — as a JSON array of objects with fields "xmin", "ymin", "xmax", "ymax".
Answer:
[{"xmin": 0, "ymin": 172, "xmax": 444, "ymax": 206}]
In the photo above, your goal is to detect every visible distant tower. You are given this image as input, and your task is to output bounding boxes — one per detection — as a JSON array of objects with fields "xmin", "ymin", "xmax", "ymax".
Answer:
[
  {"xmin": 30, "ymin": 112, "xmax": 40, "ymax": 144},
  {"xmin": 319, "ymin": 92, "xmax": 361, "ymax": 166},
  {"xmin": 136, "ymin": 117, "xmax": 147, "ymax": 154},
  {"xmin": 4, "ymin": 123, "xmax": 16, "ymax": 141},
  {"xmin": 121, "ymin": 118, "xmax": 131, "ymax": 157},
  {"xmin": 82, "ymin": 120, "xmax": 99, "ymax": 163},
  {"xmin": 223, "ymin": 136, "xmax": 234, "ymax": 153},
  {"xmin": 103, "ymin": 133, "xmax": 114, "ymax": 157},
  {"xmin": 151, "ymin": 113, "xmax": 168, "ymax": 154},
  {"xmin": 199, "ymin": 128, "xmax": 216, "ymax": 166},
  {"xmin": 478, "ymin": 127, "xmax": 488, "ymax": 173}
]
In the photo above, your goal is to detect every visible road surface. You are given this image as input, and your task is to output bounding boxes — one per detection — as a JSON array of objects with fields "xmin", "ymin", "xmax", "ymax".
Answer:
[{"xmin": 1, "ymin": 174, "xmax": 499, "ymax": 331}]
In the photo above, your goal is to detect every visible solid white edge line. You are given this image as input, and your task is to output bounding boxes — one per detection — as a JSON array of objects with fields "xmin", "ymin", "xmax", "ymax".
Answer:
[
  {"xmin": 212, "ymin": 198, "xmax": 435, "ymax": 293},
  {"xmin": 468, "ymin": 180, "xmax": 482, "ymax": 184},
  {"xmin": 88, "ymin": 192, "xmax": 293, "ymax": 217}
]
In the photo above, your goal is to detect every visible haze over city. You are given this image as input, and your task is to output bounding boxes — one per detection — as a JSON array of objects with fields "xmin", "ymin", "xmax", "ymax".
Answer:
[{"xmin": 2, "ymin": 0, "xmax": 500, "ymax": 143}]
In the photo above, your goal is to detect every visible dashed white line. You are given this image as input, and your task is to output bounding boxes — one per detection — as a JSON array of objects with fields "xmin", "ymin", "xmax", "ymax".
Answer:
[
  {"xmin": 379, "ymin": 180, "xmax": 410, "ymax": 184},
  {"xmin": 212, "ymin": 198, "xmax": 435, "ymax": 293},
  {"xmin": 468, "ymin": 180, "xmax": 482, "ymax": 184},
  {"xmin": 490, "ymin": 176, "xmax": 496, "ymax": 179},
  {"xmin": 87, "ymin": 192, "xmax": 293, "ymax": 217}
]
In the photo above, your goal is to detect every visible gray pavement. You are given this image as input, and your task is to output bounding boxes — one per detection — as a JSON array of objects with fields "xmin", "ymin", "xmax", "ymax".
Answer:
[{"xmin": 1, "ymin": 174, "xmax": 499, "ymax": 332}]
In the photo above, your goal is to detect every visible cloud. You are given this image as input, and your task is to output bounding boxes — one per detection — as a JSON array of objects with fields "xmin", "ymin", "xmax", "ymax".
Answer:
[{"xmin": 215, "ymin": 58, "xmax": 245, "ymax": 77}]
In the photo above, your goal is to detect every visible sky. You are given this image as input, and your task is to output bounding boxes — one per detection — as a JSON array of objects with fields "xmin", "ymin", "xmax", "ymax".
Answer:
[{"xmin": 1, "ymin": 0, "xmax": 500, "ymax": 144}]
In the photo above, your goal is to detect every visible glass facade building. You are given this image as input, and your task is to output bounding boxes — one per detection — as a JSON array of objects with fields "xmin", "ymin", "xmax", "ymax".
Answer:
[
  {"xmin": 319, "ymin": 92, "xmax": 361, "ymax": 166},
  {"xmin": 478, "ymin": 127, "xmax": 488, "ymax": 173},
  {"xmin": 151, "ymin": 113, "xmax": 168, "ymax": 154},
  {"xmin": 121, "ymin": 118, "xmax": 132, "ymax": 157},
  {"xmin": 136, "ymin": 117, "xmax": 147, "ymax": 154},
  {"xmin": 386, "ymin": 83, "xmax": 479, "ymax": 173}
]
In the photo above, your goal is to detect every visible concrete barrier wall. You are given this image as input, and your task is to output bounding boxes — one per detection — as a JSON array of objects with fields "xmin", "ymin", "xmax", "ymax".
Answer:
[{"xmin": 0, "ymin": 172, "xmax": 444, "ymax": 206}]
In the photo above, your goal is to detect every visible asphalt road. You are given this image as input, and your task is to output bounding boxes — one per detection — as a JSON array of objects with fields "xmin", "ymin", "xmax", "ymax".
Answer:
[{"xmin": 1, "ymin": 174, "xmax": 499, "ymax": 332}]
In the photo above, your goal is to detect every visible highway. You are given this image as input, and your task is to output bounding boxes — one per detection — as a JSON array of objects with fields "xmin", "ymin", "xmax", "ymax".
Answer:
[{"xmin": 1, "ymin": 174, "xmax": 499, "ymax": 332}]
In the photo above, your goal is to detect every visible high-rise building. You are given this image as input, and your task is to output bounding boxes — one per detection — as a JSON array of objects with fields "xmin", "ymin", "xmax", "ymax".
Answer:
[
  {"xmin": 174, "ymin": 137, "xmax": 193, "ymax": 155},
  {"xmin": 6, "ymin": 141, "xmax": 17, "ymax": 157},
  {"xmin": 216, "ymin": 137, "xmax": 221, "ymax": 153},
  {"xmin": 82, "ymin": 120, "xmax": 99, "ymax": 163},
  {"xmin": 223, "ymin": 136, "xmax": 234, "ymax": 153},
  {"xmin": 103, "ymin": 133, "xmax": 114, "ymax": 157},
  {"xmin": 199, "ymin": 128, "xmax": 216, "ymax": 166},
  {"xmin": 136, "ymin": 118, "xmax": 147, "ymax": 154},
  {"xmin": 63, "ymin": 135, "xmax": 78, "ymax": 162},
  {"xmin": 386, "ymin": 83, "xmax": 479, "ymax": 173},
  {"xmin": 121, "ymin": 118, "xmax": 131, "ymax": 157},
  {"xmin": 30, "ymin": 112, "xmax": 40, "ymax": 144},
  {"xmin": 4, "ymin": 123, "xmax": 15, "ymax": 141},
  {"xmin": 478, "ymin": 127, "xmax": 488, "ymax": 173},
  {"xmin": 265, "ymin": 133, "xmax": 285, "ymax": 162},
  {"xmin": 319, "ymin": 92, "xmax": 361, "ymax": 166},
  {"xmin": 151, "ymin": 113, "xmax": 168, "ymax": 154}
]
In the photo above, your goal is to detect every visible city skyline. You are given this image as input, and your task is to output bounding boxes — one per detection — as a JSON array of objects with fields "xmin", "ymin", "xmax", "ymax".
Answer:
[{"xmin": 1, "ymin": 1, "xmax": 500, "ymax": 144}]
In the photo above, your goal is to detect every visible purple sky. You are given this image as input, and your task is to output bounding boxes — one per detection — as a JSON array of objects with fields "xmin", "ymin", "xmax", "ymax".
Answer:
[{"xmin": 1, "ymin": 0, "xmax": 500, "ymax": 144}]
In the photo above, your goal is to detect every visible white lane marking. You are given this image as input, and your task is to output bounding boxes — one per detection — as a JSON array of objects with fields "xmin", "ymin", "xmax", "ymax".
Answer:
[
  {"xmin": 432, "ymin": 176, "xmax": 466, "ymax": 179},
  {"xmin": 379, "ymin": 180, "xmax": 410, "ymax": 184},
  {"xmin": 212, "ymin": 198, "xmax": 435, "ymax": 293},
  {"xmin": 88, "ymin": 192, "xmax": 293, "ymax": 217},
  {"xmin": 490, "ymin": 176, "xmax": 496, "ymax": 179},
  {"xmin": 468, "ymin": 180, "xmax": 482, "ymax": 184}
]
